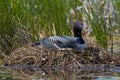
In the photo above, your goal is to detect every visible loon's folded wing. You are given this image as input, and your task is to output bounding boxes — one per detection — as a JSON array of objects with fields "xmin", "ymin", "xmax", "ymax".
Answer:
[
  {"xmin": 40, "ymin": 36, "xmax": 76, "ymax": 48},
  {"xmin": 48, "ymin": 36, "xmax": 76, "ymax": 43},
  {"xmin": 31, "ymin": 36, "xmax": 80, "ymax": 49}
]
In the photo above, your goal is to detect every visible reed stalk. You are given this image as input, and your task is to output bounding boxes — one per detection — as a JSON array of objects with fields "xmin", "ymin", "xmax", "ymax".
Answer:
[
  {"xmin": 0, "ymin": 0, "xmax": 119, "ymax": 54},
  {"xmin": 81, "ymin": 0, "xmax": 119, "ymax": 50},
  {"xmin": 0, "ymin": 0, "xmax": 82, "ymax": 54}
]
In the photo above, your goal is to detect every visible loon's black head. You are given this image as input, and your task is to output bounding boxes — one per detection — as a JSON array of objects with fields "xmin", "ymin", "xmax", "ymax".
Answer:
[{"xmin": 73, "ymin": 21, "xmax": 83, "ymax": 37}]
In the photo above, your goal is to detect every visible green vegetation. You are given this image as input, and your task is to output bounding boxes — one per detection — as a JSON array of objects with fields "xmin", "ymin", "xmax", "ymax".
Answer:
[
  {"xmin": 115, "ymin": 0, "xmax": 120, "ymax": 30},
  {"xmin": 83, "ymin": 1, "xmax": 108, "ymax": 49},
  {"xmin": 82, "ymin": 0, "xmax": 120, "ymax": 50},
  {"xmin": 0, "ymin": 0, "xmax": 82, "ymax": 54},
  {"xmin": 0, "ymin": 0, "xmax": 119, "ymax": 54}
]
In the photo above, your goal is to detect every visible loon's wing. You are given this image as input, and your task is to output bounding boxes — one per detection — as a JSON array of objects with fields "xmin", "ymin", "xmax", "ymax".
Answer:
[
  {"xmin": 60, "ymin": 36, "xmax": 77, "ymax": 42},
  {"xmin": 48, "ymin": 36, "xmax": 76, "ymax": 43},
  {"xmin": 31, "ymin": 36, "xmax": 77, "ymax": 49},
  {"xmin": 41, "ymin": 36, "xmax": 76, "ymax": 49}
]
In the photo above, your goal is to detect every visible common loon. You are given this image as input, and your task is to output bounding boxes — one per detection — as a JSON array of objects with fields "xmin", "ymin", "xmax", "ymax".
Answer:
[{"xmin": 31, "ymin": 21, "xmax": 86, "ymax": 50}]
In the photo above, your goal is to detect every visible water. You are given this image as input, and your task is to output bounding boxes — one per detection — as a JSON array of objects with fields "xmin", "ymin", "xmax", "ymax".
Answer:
[
  {"xmin": 0, "ymin": 71, "xmax": 120, "ymax": 80},
  {"xmin": 94, "ymin": 76, "xmax": 120, "ymax": 80},
  {"xmin": 0, "ymin": 65, "xmax": 120, "ymax": 80}
]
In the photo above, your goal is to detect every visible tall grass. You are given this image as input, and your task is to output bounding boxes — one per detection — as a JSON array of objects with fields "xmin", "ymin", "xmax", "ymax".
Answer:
[
  {"xmin": 80, "ymin": 0, "xmax": 119, "ymax": 50},
  {"xmin": 0, "ymin": 0, "xmax": 33, "ymax": 54},
  {"xmin": 0, "ymin": 0, "xmax": 82, "ymax": 54},
  {"xmin": 114, "ymin": 0, "xmax": 120, "ymax": 33},
  {"xmin": 0, "ymin": 0, "xmax": 119, "ymax": 54}
]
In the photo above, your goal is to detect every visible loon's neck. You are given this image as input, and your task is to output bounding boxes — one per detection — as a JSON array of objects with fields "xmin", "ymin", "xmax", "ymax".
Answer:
[
  {"xmin": 74, "ymin": 32, "xmax": 85, "ymax": 44},
  {"xmin": 76, "ymin": 37, "xmax": 85, "ymax": 44}
]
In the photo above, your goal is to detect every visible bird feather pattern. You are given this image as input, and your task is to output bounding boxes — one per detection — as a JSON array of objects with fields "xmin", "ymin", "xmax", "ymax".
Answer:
[
  {"xmin": 31, "ymin": 21, "xmax": 86, "ymax": 50},
  {"xmin": 48, "ymin": 36, "xmax": 76, "ymax": 43},
  {"xmin": 39, "ymin": 36, "xmax": 77, "ymax": 49}
]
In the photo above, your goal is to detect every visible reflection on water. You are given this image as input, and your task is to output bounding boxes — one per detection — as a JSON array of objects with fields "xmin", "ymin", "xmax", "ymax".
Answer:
[
  {"xmin": 1, "ymin": 71, "xmax": 120, "ymax": 80},
  {"xmin": 94, "ymin": 76, "xmax": 120, "ymax": 80},
  {"xmin": 0, "ymin": 65, "xmax": 120, "ymax": 80}
]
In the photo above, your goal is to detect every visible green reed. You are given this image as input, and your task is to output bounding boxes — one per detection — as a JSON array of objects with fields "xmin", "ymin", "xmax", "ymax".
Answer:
[
  {"xmin": 0, "ymin": 0, "xmax": 82, "ymax": 54},
  {"xmin": 82, "ymin": 0, "xmax": 119, "ymax": 50},
  {"xmin": 1, "ymin": 0, "xmax": 119, "ymax": 54}
]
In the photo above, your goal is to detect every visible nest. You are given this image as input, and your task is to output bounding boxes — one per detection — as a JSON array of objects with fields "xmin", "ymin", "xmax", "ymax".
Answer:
[{"xmin": 3, "ymin": 45, "xmax": 120, "ymax": 71}]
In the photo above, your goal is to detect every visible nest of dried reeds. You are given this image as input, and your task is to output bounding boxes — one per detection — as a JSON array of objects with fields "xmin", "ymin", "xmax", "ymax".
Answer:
[{"xmin": 3, "ymin": 45, "xmax": 120, "ymax": 69}]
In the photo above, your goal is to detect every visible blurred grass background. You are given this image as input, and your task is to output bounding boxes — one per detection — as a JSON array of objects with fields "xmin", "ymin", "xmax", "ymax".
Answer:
[
  {"xmin": 0, "ymin": 0, "xmax": 120, "ymax": 54},
  {"xmin": 81, "ymin": 0, "xmax": 120, "ymax": 51}
]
